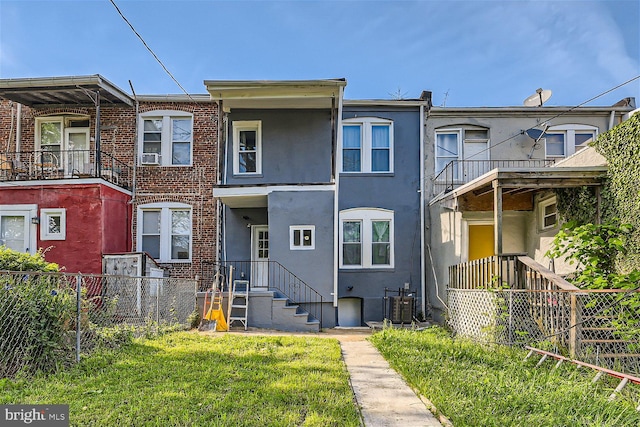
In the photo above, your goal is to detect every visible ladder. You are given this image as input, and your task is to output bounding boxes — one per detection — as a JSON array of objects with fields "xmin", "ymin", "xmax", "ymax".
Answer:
[{"xmin": 228, "ymin": 280, "xmax": 249, "ymax": 330}]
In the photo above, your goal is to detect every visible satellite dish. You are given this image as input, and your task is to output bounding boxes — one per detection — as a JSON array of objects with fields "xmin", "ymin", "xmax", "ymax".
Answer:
[
  {"xmin": 525, "ymin": 128, "xmax": 545, "ymax": 140},
  {"xmin": 523, "ymin": 88, "xmax": 552, "ymax": 107}
]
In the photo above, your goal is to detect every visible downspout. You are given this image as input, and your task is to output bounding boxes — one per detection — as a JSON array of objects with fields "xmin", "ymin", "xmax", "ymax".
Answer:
[
  {"xmin": 221, "ymin": 102, "xmax": 229, "ymax": 261},
  {"xmin": 94, "ymin": 90, "xmax": 101, "ymax": 176},
  {"xmin": 608, "ymin": 110, "xmax": 615, "ymax": 130},
  {"xmin": 129, "ymin": 80, "xmax": 139, "ymax": 252},
  {"xmin": 333, "ymin": 86, "xmax": 344, "ymax": 310},
  {"xmin": 16, "ymin": 103, "xmax": 22, "ymax": 160},
  {"xmin": 419, "ymin": 104, "xmax": 426, "ymax": 317}
]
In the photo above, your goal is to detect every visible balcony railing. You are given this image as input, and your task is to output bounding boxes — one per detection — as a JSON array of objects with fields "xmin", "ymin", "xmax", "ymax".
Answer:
[
  {"xmin": 0, "ymin": 150, "xmax": 131, "ymax": 189},
  {"xmin": 432, "ymin": 159, "xmax": 555, "ymax": 196}
]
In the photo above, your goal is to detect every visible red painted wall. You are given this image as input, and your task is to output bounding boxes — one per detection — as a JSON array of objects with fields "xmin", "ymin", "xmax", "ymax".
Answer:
[{"xmin": 0, "ymin": 182, "xmax": 131, "ymax": 273}]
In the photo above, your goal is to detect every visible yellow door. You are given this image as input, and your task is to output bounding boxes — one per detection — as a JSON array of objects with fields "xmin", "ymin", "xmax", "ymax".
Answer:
[{"xmin": 468, "ymin": 224, "xmax": 494, "ymax": 261}]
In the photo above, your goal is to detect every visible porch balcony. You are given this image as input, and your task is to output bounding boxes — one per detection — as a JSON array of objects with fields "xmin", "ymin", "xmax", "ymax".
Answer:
[
  {"xmin": 0, "ymin": 150, "xmax": 131, "ymax": 190},
  {"xmin": 432, "ymin": 159, "xmax": 555, "ymax": 197}
]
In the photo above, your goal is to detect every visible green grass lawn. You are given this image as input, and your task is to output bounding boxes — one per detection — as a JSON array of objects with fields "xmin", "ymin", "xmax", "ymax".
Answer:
[
  {"xmin": 370, "ymin": 326, "xmax": 640, "ymax": 427},
  {"xmin": 0, "ymin": 331, "xmax": 361, "ymax": 427}
]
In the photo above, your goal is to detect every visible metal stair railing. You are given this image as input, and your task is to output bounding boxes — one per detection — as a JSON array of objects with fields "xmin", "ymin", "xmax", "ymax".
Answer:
[{"xmin": 201, "ymin": 260, "xmax": 324, "ymax": 326}]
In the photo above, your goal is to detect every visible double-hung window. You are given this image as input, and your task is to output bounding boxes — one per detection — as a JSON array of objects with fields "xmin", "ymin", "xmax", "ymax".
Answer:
[
  {"xmin": 435, "ymin": 127, "xmax": 489, "ymax": 178},
  {"xmin": 138, "ymin": 203, "xmax": 192, "ymax": 262},
  {"xmin": 139, "ymin": 111, "xmax": 193, "ymax": 166},
  {"xmin": 341, "ymin": 118, "xmax": 393, "ymax": 173},
  {"xmin": 538, "ymin": 197, "xmax": 558, "ymax": 231},
  {"xmin": 544, "ymin": 125, "xmax": 597, "ymax": 159},
  {"xmin": 340, "ymin": 208, "xmax": 394, "ymax": 269},
  {"xmin": 233, "ymin": 121, "xmax": 262, "ymax": 175}
]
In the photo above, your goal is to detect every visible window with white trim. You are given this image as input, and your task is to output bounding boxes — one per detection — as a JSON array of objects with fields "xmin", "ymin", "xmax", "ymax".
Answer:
[
  {"xmin": 138, "ymin": 203, "xmax": 192, "ymax": 262},
  {"xmin": 139, "ymin": 111, "xmax": 193, "ymax": 166},
  {"xmin": 40, "ymin": 208, "xmax": 66, "ymax": 240},
  {"xmin": 233, "ymin": 121, "xmax": 262, "ymax": 175},
  {"xmin": 36, "ymin": 116, "xmax": 90, "ymax": 174},
  {"xmin": 339, "ymin": 208, "xmax": 394, "ymax": 268},
  {"xmin": 290, "ymin": 225, "xmax": 315, "ymax": 250},
  {"xmin": 538, "ymin": 197, "xmax": 558, "ymax": 231},
  {"xmin": 435, "ymin": 127, "xmax": 489, "ymax": 176},
  {"xmin": 544, "ymin": 124, "xmax": 597, "ymax": 159},
  {"xmin": 342, "ymin": 118, "xmax": 393, "ymax": 173}
]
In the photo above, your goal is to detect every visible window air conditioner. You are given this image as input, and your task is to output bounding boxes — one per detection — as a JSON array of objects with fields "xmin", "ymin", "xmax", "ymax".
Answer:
[{"xmin": 141, "ymin": 153, "xmax": 160, "ymax": 165}]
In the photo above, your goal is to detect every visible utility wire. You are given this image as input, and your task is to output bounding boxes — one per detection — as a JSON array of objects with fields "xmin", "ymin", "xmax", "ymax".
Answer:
[
  {"xmin": 108, "ymin": 0, "xmax": 198, "ymax": 104},
  {"xmin": 455, "ymin": 74, "xmax": 640, "ymax": 163}
]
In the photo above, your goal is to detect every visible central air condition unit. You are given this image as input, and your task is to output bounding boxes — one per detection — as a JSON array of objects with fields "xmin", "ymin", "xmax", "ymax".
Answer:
[{"xmin": 141, "ymin": 153, "xmax": 160, "ymax": 165}]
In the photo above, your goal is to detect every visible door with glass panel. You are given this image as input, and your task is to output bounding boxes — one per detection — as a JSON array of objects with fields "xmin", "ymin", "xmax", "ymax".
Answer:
[
  {"xmin": 65, "ymin": 128, "xmax": 90, "ymax": 176},
  {"xmin": 251, "ymin": 225, "xmax": 269, "ymax": 289},
  {"xmin": 0, "ymin": 212, "xmax": 31, "ymax": 253}
]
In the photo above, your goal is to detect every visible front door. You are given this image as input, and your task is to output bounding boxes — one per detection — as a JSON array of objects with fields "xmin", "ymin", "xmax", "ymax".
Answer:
[{"xmin": 251, "ymin": 225, "xmax": 269, "ymax": 289}]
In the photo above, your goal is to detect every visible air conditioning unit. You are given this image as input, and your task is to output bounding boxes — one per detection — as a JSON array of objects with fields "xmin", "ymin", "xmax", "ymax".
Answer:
[{"xmin": 141, "ymin": 153, "xmax": 160, "ymax": 165}]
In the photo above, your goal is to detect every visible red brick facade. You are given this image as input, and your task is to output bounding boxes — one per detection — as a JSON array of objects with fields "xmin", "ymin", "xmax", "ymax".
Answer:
[{"xmin": 0, "ymin": 98, "xmax": 219, "ymax": 280}]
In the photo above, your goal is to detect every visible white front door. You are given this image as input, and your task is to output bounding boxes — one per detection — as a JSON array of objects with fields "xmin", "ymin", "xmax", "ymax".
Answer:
[
  {"xmin": 0, "ymin": 205, "xmax": 37, "ymax": 254},
  {"xmin": 251, "ymin": 225, "xmax": 269, "ymax": 289}
]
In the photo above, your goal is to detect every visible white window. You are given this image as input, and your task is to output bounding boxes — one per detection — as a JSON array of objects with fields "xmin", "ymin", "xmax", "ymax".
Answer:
[
  {"xmin": 435, "ymin": 127, "xmax": 489, "ymax": 176},
  {"xmin": 36, "ymin": 116, "xmax": 90, "ymax": 174},
  {"xmin": 139, "ymin": 111, "xmax": 193, "ymax": 166},
  {"xmin": 544, "ymin": 124, "xmax": 597, "ymax": 159},
  {"xmin": 138, "ymin": 203, "xmax": 192, "ymax": 262},
  {"xmin": 339, "ymin": 208, "xmax": 394, "ymax": 269},
  {"xmin": 40, "ymin": 208, "xmax": 66, "ymax": 240},
  {"xmin": 290, "ymin": 225, "xmax": 315, "ymax": 250},
  {"xmin": 233, "ymin": 121, "xmax": 262, "ymax": 175},
  {"xmin": 538, "ymin": 197, "xmax": 558, "ymax": 231},
  {"xmin": 0, "ymin": 204, "xmax": 37, "ymax": 254},
  {"xmin": 341, "ymin": 118, "xmax": 393, "ymax": 173}
]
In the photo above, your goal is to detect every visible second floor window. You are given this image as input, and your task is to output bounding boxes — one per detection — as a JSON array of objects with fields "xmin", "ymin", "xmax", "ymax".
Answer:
[
  {"xmin": 342, "ymin": 118, "xmax": 393, "ymax": 173},
  {"xmin": 435, "ymin": 127, "xmax": 489, "ymax": 177},
  {"xmin": 544, "ymin": 125, "xmax": 597, "ymax": 159},
  {"xmin": 139, "ymin": 111, "xmax": 193, "ymax": 166},
  {"xmin": 233, "ymin": 121, "xmax": 262, "ymax": 175}
]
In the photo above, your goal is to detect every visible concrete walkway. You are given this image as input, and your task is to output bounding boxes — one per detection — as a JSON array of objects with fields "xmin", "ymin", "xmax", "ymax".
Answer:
[
  {"xmin": 221, "ymin": 328, "xmax": 448, "ymax": 426},
  {"xmin": 339, "ymin": 337, "xmax": 444, "ymax": 427}
]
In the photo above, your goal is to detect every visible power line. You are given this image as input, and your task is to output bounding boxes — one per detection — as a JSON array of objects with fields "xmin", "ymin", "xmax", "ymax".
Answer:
[
  {"xmin": 108, "ymin": 0, "xmax": 198, "ymax": 104},
  {"xmin": 457, "ymin": 74, "xmax": 640, "ymax": 162}
]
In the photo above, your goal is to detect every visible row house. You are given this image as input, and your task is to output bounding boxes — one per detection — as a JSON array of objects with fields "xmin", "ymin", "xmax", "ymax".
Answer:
[
  {"xmin": 425, "ymin": 99, "xmax": 637, "ymax": 321},
  {"xmin": 1, "ymin": 74, "xmax": 635, "ymax": 331},
  {"xmin": 0, "ymin": 75, "xmax": 218, "ymax": 280}
]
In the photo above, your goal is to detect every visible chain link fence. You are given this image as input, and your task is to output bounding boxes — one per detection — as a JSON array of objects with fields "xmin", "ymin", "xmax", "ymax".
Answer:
[
  {"xmin": 1, "ymin": 271, "xmax": 196, "ymax": 378},
  {"xmin": 447, "ymin": 288, "xmax": 640, "ymax": 376}
]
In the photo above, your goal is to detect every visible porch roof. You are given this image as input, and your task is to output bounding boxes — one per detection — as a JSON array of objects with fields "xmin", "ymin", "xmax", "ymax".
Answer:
[
  {"xmin": 204, "ymin": 79, "xmax": 346, "ymax": 109},
  {"xmin": 433, "ymin": 166, "xmax": 608, "ymax": 211},
  {"xmin": 0, "ymin": 75, "xmax": 134, "ymax": 107},
  {"xmin": 213, "ymin": 183, "xmax": 336, "ymax": 208}
]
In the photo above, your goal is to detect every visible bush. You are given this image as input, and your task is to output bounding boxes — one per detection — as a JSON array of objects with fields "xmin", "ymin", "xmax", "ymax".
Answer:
[
  {"xmin": 0, "ymin": 247, "xmax": 71, "ymax": 377},
  {"xmin": 0, "ymin": 275, "xmax": 76, "ymax": 377},
  {"xmin": 0, "ymin": 246, "xmax": 59, "ymax": 272}
]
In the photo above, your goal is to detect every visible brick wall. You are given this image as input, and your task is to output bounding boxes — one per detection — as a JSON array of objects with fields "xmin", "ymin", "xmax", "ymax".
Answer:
[{"xmin": 0, "ymin": 98, "xmax": 220, "ymax": 280}]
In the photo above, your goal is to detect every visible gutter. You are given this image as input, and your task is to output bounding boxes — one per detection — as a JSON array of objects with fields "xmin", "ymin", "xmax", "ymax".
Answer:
[{"xmin": 333, "ymin": 86, "xmax": 344, "ymax": 309}]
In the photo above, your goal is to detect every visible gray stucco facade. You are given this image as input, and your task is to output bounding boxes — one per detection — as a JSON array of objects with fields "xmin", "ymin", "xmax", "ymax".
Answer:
[{"xmin": 338, "ymin": 105, "xmax": 424, "ymax": 324}]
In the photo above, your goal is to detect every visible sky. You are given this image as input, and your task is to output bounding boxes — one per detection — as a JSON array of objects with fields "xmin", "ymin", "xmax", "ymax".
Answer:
[{"xmin": 0, "ymin": 0, "xmax": 638, "ymax": 107}]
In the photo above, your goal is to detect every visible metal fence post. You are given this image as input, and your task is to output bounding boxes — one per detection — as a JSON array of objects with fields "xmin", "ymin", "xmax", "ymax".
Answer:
[{"xmin": 76, "ymin": 273, "xmax": 82, "ymax": 363}]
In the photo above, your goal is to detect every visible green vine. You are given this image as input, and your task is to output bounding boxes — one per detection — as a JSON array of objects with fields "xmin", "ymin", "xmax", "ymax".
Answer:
[{"xmin": 557, "ymin": 113, "xmax": 640, "ymax": 273}]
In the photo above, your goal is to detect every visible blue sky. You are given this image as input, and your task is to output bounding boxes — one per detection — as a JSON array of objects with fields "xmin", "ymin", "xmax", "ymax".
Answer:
[{"xmin": 0, "ymin": 0, "xmax": 638, "ymax": 107}]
